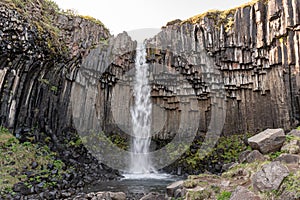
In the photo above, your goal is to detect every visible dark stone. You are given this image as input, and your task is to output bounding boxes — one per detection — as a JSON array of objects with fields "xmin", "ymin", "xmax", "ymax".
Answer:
[
  {"xmin": 13, "ymin": 182, "xmax": 32, "ymax": 195},
  {"xmin": 244, "ymin": 150, "xmax": 266, "ymax": 163},
  {"xmin": 31, "ymin": 161, "xmax": 38, "ymax": 169},
  {"xmin": 47, "ymin": 164, "xmax": 54, "ymax": 170},
  {"xmin": 275, "ymin": 154, "xmax": 300, "ymax": 164},
  {"xmin": 140, "ymin": 192, "xmax": 165, "ymax": 200},
  {"xmin": 238, "ymin": 150, "xmax": 251, "ymax": 163}
]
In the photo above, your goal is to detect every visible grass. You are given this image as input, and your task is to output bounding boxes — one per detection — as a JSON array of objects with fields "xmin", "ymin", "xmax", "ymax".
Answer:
[
  {"xmin": 0, "ymin": 127, "xmax": 65, "ymax": 196},
  {"xmin": 180, "ymin": 134, "xmax": 251, "ymax": 171},
  {"xmin": 217, "ymin": 191, "xmax": 232, "ymax": 200},
  {"xmin": 180, "ymin": 0, "xmax": 269, "ymax": 30}
]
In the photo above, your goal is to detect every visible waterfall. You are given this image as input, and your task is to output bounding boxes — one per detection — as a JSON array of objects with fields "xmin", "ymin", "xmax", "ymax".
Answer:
[{"xmin": 130, "ymin": 43, "xmax": 153, "ymax": 173}]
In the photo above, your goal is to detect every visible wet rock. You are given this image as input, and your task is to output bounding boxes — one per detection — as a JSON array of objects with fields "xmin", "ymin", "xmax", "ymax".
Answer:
[
  {"xmin": 230, "ymin": 186, "xmax": 261, "ymax": 200},
  {"xmin": 248, "ymin": 129, "xmax": 286, "ymax": 154},
  {"xmin": 140, "ymin": 192, "xmax": 165, "ymax": 200},
  {"xmin": 166, "ymin": 180, "xmax": 184, "ymax": 197},
  {"xmin": 252, "ymin": 161, "xmax": 289, "ymax": 192}
]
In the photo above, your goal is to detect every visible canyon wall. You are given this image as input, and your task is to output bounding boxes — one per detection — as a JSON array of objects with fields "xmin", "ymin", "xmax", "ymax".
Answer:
[
  {"xmin": 146, "ymin": 0, "xmax": 300, "ymax": 137},
  {"xmin": 0, "ymin": 0, "xmax": 300, "ymax": 145},
  {"xmin": 0, "ymin": 1, "xmax": 136, "ymax": 146}
]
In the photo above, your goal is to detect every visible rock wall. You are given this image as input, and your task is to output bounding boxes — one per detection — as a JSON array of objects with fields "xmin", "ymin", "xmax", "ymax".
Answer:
[
  {"xmin": 0, "ymin": 0, "xmax": 300, "ymax": 144},
  {"xmin": 0, "ymin": 1, "xmax": 136, "ymax": 146},
  {"xmin": 146, "ymin": 0, "xmax": 300, "ymax": 137}
]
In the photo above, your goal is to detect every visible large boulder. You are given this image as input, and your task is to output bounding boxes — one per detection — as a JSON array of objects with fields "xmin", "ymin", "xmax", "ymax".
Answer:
[
  {"xmin": 248, "ymin": 129, "xmax": 286, "ymax": 154},
  {"xmin": 252, "ymin": 161, "xmax": 289, "ymax": 192},
  {"xmin": 230, "ymin": 186, "xmax": 261, "ymax": 200}
]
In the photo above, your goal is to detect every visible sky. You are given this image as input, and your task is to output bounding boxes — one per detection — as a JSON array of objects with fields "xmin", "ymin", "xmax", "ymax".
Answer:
[{"xmin": 53, "ymin": 0, "xmax": 251, "ymax": 35}]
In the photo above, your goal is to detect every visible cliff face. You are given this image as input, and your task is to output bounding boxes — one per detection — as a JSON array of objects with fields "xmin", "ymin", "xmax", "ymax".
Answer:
[
  {"xmin": 146, "ymin": 0, "xmax": 300, "ymax": 137},
  {"xmin": 0, "ymin": 1, "xmax": 136, "ymax": 147},
  {"xmin": 0, "ymin": 0, "xmax": 299, "ymax": 144}
]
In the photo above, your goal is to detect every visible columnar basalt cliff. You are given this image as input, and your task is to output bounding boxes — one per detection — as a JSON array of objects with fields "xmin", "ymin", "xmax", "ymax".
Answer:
[
  {"xmin": 0, "ymin": 1, "xmax": 136, "ymax": 147},
  {"xmin": 146, "ymin": 0, "xmax": 300, "ymax": 136},
  {"xmin": 0, "ymin": 0, "xmax": 299, "ymax": 144}
]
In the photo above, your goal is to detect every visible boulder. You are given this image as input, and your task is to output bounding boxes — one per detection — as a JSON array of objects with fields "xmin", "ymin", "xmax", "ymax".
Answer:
[
  {"xmin": 248, "ymin": 129, "xmax": 286, "ymax": 154},
  {"xmin": 252, "ymin": 161, "xmax": 289, "ymax": 192},
  {"xmin": 275, "ymin": 154, "xmax": 300, "ymax": 164},
  {"xmin": 166, "ymin": 180, "xmax": 184, "ymax": 197},
  {"xmin": 238, "ymin": 150, "xmax": 251, "ymax": 163},
  {"xmin": 244, "ymin": 150, "xmax": 266, "ymax": 163},
  {"xmin": 230, "ymin": 186, "xmax": 261, "ymax": 200}
]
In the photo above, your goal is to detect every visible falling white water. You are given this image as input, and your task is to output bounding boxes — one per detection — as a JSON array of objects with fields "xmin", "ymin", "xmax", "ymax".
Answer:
[{"xmin": 130, "ymin": 43, "xmax": 153, "ymax": 174}]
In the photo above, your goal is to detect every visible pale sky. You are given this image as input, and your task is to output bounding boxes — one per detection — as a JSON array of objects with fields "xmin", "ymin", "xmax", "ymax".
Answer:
[{"xmin": 53, "ymin": 0, "xmax": 251, "ymax": 35}]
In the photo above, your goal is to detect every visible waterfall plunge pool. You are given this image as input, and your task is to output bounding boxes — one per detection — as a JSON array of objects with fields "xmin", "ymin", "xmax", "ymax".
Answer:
[{"xmin": 84, "ymin": 173, "xmax": 182, "ymax": 196}]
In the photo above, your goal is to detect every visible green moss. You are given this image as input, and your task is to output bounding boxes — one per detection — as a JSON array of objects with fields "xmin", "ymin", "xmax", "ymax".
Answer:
[
  {"xmin": 50, "ymin": 86, "xmax": 58, "ymax": 92},
  {"xmin": 178, "ymin": 134, "xmax": 251, "ymax": 171},
  {"xmin": 1, "ymin": 0, "xmax": 63, "ymax": 54},
  {"xmin": 281, "ymin": 171, "xmax": 300, "ymax": 198},
  {"xmin": 180, "ymin": 0, "xmax": 269, "ymax": 31},
  {"xmin": 108, "ymin": 135, "xmax": 128, "ymax": 150},
  {"xmin": 188, "ymin": 190, "xmax": 211, "ymax": 200},
  {"xmin": 222, "ymin": 160, "xmax": 270, "ymax": 179},
  {"xmin": 269, "ymin": 151, "xmax": 284, "ymax": 160},
  {"xmin": 217, "ymin": 191, "xmax": 232, "ymax": 200},
  {"xmin": 183, "ymin": 180, "xmax": 198, "ymax": 188},
  {"xmin": 80, "ymin": 15, "xmax": 105, "ymax": 26},
  {"xmin": 0, "ymin": 127, "xmax": 66, "ymax": 196}
]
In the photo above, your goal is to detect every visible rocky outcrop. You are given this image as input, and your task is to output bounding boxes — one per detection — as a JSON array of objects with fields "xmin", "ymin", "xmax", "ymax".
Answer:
[
  {"xmin": 1, "ymin": 0, "xmax": 299, "ymax": 145},
  {"xmin": 146, "ymin": 0, "xmax": 300, "ymax": 137},
  {"xmin": 167, "ymin": 128, "xmax": 300, "ymax": 200},
  {"xmin": 0, "ymin": 1, "xmax": 136, "ymax": 197}
]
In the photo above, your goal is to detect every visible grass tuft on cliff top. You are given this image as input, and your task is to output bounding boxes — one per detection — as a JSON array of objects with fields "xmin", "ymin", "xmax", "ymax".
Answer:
[{"xmin": 181, "ymin": 0, "xmax": 268, "ymax": 25}]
